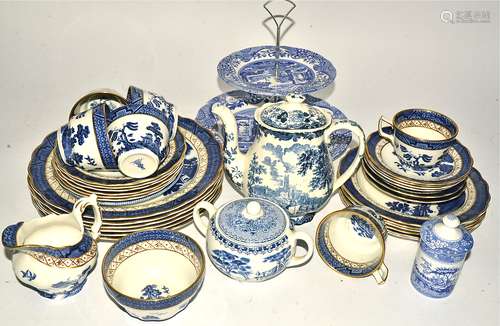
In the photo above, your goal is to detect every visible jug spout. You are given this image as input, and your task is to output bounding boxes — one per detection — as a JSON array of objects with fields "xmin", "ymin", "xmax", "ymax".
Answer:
[
  {"xmin": 2, "ymin": 222, "xmax": 23, "ymax": 249},
  {"xmin": 212, "ymin": 104, "xmax": 247, "ymax": 191}
]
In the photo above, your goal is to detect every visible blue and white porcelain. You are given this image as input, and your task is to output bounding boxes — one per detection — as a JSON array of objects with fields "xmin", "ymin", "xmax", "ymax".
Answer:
[
  {"xmin": 28, "ymin": 118, "xmax": 223, "ymax": 229},
  {"xmin": 2, "ymin": 195, "xmax": 102, "ymax": 299},
  {"xmin": 411, "ymin": 215, "xmax": 473, "ymax": 298},
  {"xmin": 106, "ymin": 86, "xmax": 178, "ymax": 179},
  {"xmin": 213, "ymin": 93, "xmax": 365, "ymax": 225},
  {"xmin": 378, "ymin": 109, "xmax": 459, "ymax": 169},
  {"xmin": 339, "ymin": 148, "xmax": 490, "ymax": 234},
  {"xmin": 193, "ymin": 198, "xmax": 314, "ymax": 282},
  {"xmin": 217, "ymin": 45, "xmax": 336, "ymax": 96},
  {"xmin": 316, "ymin": 206, "xmax": 388, "ymax": 284},
  {"xmin": 57, "ymin": 104, "xmax": 117, "ymax": 170},
  {"xmin": 195, "ymin": 90, "xmax": 352, "ymax": 161},
  {"xmin": 365, "ymin": 131, "xmax": 473, "ymax": 187},
  {"xmin": 69, "ymin": 88, "xmax": 126, "ymax": 119},
  {"xmin": 102, "ymin": 230, "xmax": 205, "ymax": 321}
]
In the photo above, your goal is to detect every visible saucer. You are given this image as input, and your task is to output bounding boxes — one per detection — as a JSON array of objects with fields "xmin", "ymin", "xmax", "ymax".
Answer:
[
  {"xmin": 217, "ymin": 45, "xmax": 336, "ymax": 96},
  {"xmin": 195, "ymin": 90, "xmax": 351, "ymax": 161},
  {"xmin": 366, "ymin": 131, "xmax": 473, "ymax": 186},
  {"xmin": 340, "ymin": 148, "xmax": 490, "ymax": 228}
]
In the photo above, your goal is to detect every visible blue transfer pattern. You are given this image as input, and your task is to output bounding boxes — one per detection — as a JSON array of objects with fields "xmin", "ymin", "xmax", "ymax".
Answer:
[
  {"xmin": 194, "ymin": 90, "xmax": 351, "ymax": 160},
  {"xmin": 2, "ymin": 222, "xmax": 95, "ymax": 258},
  {"xmin": 411, "ymin": 256, "xmax": 461, "ymax": 298},
  {"xmin": 108, "ymin": 121, "xmax": 167, "ymax": 161},
  {"xmin": 351, "ymin": 215, "xmax": 375, "ymax": 239},
  {"xmin": 367, "ymin": 131, "xmax": 472, "ymax": 183},
  {"xmin": 339, "ymin": 148, "xmax": 490, "ymax": 226},
  {"xmin": 385, "ymin": 201, "xmax": 435, "ymax": 217},
  {"xmin": 217, "ymin": 199, "xmax": 286, "ymax": 244},
  {"xmin": 92, "ymin": 105, "xmax": 117, "ymax": 169},
  {"xmin": 20, "ymin": 270, "xmax": 36, "ymax": 281},
  {"xmin": 102, "ymin": 230, "xmax": 204, "ymax": 312},
  {"xmin": 141, "ymin": 285, "xmax": 170, "ymax": 300},
  {"xmin": 217, "ymin": 46, "xmax": 336, "ymax": 96},
  {"xmin": 316, "ymin": 221, "xmax": 379, "ymax": 277},
  {"xmin": 394, "ymin": 149, "xmax": 454, "ymax": 178},
  {"xmin": 210, "ymin": 219, "xmax": 288, "ymax": 255},
  {"xmin": 255, "ymin": 246, "xmax": 292, "ymax": 281},
  {"xmin": 260, "ymin": 105, "xmax": 327, "ymax": 130},
  {"xmin": 29, "ymin": 118, "xmax": 222, "ymax": 218},
  {"xmin": 210, "ymin": 250, "xmax": 251, "ymax": 280}
]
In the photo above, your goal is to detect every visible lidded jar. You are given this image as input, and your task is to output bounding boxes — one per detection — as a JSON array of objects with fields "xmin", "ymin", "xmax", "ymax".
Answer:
[
  {"xmin": 193, "ymin": 198, "xmax": 314, "ymax": 282},
  {"xmin": 411, "ymin": 215, "xmax": 473, "ymax": 298}
]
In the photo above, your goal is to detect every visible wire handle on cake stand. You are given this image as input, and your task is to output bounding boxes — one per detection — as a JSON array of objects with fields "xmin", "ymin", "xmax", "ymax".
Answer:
[{"xmin": 263, "ymin": 0, "xmax": 296, "ymax": 85}]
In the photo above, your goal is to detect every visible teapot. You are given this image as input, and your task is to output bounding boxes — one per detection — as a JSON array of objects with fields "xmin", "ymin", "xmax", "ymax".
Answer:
[
  {"xmin": 2, "ymin": 195, "xmax": 102, "ymax": 299},
  {"xmin": 212, "ymin": 94, "xmax": 365, "ymax": 225}
]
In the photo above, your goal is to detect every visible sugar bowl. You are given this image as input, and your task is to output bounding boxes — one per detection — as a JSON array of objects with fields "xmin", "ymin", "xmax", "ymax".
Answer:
[{"xmin": 193, "ymin": 198, "xmax": 314, "ymax": 282}]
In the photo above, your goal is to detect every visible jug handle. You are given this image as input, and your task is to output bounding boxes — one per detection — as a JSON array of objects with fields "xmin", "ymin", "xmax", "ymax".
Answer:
[
  {"xmin": 74, "ymin": 194, "xmax": 102, "ymax": 240},
  {"xmin": 323, "ymin": 118, "xmax": 366, "ymax": 193}
]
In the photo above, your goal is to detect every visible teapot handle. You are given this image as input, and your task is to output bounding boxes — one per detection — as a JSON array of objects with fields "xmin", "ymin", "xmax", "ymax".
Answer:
[
  {"xmin": 323, "ymin": 118, "xmax": 366, "ymax": 193},
  {"xmin": 74, "ymin": 194, "xmax": 102, "ymax": 240},
  {"xmin": 193, "ymin": 201, "xmax": 217, "ymax": 237}
]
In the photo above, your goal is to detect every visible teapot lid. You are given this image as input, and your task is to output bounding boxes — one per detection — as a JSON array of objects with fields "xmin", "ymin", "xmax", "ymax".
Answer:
[
  {"xmin": 216, "ymin": 198, "xmax": 288, "ymax": 245},
  {"xmin": 256, "ymin": 94, "xmax": 329, "ymax": 131},
  {"xmin": 420, "ymin": 215, "xmax": 473, "ymax": 263}
]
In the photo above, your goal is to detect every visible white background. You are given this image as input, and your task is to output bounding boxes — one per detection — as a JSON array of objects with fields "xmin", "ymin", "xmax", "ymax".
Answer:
[{"xmin": 0, "ymin": 1, "xmax": 498, "ymax": 325}]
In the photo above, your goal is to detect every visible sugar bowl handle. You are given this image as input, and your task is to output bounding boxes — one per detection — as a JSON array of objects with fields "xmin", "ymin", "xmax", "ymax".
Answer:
[
  {"xmin": 193, "ymin": 201, "xmax": 217, "ymax": 236},
  {"xmin": 287, "ymin": 230, "xmax": 314, "ymax": 268}
]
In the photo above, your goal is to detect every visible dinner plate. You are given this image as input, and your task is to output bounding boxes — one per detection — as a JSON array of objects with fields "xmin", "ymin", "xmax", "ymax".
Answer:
[
  {"xmin": 339, "ymin": 148, "xmax": 490, "ymax": 227},
  {"xmin": 217, "ymin": 45, "xmax": 336, "ymax": 96},
  {"xmin": 28, "ymin": 117, "xmax": 223, "ymax": 219},
  {"xmin": 195, "ymin": 90, "xmax": 351, "ymax": 161}
]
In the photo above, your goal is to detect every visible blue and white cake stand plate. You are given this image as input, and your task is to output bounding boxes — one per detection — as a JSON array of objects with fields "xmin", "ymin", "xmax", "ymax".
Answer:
[{"xmin": 217, "ymin": 45, "xmax": 336, "ymax": 96}]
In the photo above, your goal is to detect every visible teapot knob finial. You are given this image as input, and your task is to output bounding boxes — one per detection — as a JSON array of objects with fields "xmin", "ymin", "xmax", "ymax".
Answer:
[
  {"xmin": 285, "ymin": 93, "xmax": 306, "ymax": 104},
  {"xmin": 244, "ymin": 201, "xmax": 264, "ymax": 220}
]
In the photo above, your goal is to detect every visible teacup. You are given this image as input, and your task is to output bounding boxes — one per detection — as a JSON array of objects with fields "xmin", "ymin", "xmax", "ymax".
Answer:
[
  {"xmin": 101, "ymin": 230, "xmax": 205, "ymax": 321},
  {"xmin": 107, "ymin": 87, "xmax": 177, "ymax": 178},
  {"xmin": 316, "ymin": 206, "xmax": 388, "ymax": 284},
  {"xmin": 378, "ymin": 109, "xmax": 458, "ymax": 169},
  {"xmin": 57, "ymin": 104, "xmax": 117, "ymax": 170}
]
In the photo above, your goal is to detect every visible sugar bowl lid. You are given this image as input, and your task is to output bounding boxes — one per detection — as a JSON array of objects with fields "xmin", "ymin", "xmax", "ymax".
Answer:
[
  {"xmin": 215, "ymin": 198, "xmax": 289, "ymax": 245},
  {"xmin": 255, "ymin": 94, "xmax": 330, "ymax": 131},
  {"xmin": 420, "ymin": 215, "xmax": 473, "ymax": 262}
]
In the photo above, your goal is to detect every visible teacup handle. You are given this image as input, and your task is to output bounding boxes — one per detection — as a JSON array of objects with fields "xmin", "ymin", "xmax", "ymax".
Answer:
[
  {"xmin": 193, "ymin": 201, "xmax": 217, "ymax": 237},
  {"xmin": 287, "ymin": 230, "xmax": 314, "ymax": 268},
  {"xmin": 74, "ymin": 194, "xmax": 102, "ymax": 240},
  {"xmin": 372, "ymin": 262, "xmax": 389, "ymax": 285},
  {"xmin": 378, "ymin": 116, "xmax": 396, "ymax": 148},
  {"xmin": 323, "ymin": 118, "xmax": 366, "ymax": 193}
]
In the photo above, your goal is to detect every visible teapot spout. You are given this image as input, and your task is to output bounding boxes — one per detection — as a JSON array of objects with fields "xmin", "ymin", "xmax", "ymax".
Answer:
[
  {"xmin": 212, "ymin": 104, "xmax": 247, "ymax": 192},
  {"xmin": 2, "ymin": 222, "xmax": 23, "ymax": 249}
]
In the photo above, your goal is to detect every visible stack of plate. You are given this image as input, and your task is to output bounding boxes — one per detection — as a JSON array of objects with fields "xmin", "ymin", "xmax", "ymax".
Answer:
[
  {"xmin": 28, "ymin": 117, "xmax": 223, "ymax": 242},
  {"xmin": 339, "ymin": 131, "xmax": 490, "ymax": 241}
]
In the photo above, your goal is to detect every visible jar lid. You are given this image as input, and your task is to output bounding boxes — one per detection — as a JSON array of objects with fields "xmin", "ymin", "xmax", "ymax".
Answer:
[
  {"xmin": 420, "ymin": 215, "xmax": 473, "ymax": 262},
  {"xmin": 257, "ymin": 94, "xmax": 329, "ymax": 130},
  {"xmin": 216, "ymin": 198, "xmax": 288, "ymax": 245}
]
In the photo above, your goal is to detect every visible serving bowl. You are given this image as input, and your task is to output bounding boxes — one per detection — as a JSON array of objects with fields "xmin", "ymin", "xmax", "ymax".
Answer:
[{"xmin": 101, "ymin": 230, "xmax": 205, "ymax": 321}]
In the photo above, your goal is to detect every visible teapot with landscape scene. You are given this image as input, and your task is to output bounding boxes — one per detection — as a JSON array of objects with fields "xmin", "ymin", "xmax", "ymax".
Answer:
[{"xmin": 212, "ymin": 93, "xmax": 365, "ymax": 225}]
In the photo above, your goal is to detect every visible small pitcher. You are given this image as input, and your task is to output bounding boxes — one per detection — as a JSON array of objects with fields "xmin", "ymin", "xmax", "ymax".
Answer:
[{"xmin": 2, "ymin": 195, "xmax": 102, "ymax": 299}]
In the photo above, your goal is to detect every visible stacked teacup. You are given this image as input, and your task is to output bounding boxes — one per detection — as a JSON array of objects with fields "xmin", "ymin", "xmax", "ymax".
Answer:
[
  {"xmin": 339, "ymin": 108, "xmax": 489, "ymax": 240},
  {"xmin": 57, "ymin": 86, "xmax": 178, "ymax": 179}
]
